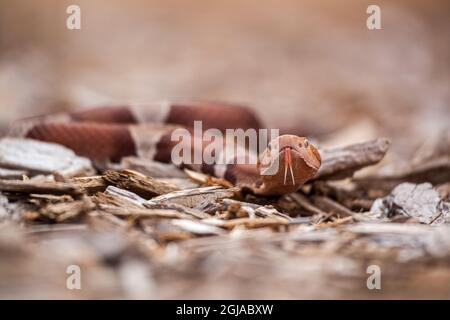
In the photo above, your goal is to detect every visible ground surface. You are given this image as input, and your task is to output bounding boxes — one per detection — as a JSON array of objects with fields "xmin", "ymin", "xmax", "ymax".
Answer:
[{"xmin": 0, "ymin": 0, "xmax": 449, "ymax": 299}]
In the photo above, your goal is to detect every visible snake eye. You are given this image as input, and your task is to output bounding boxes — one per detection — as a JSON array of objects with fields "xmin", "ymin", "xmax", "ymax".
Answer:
[{"xmin": 304, "ymin": 140, "xmax": 309, "ymax": 148}]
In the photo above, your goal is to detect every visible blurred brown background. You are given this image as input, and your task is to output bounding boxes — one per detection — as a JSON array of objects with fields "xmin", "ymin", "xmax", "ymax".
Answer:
[{"xmin": 0, "ymin": 0, "xmax": 449, "ymax": 156}]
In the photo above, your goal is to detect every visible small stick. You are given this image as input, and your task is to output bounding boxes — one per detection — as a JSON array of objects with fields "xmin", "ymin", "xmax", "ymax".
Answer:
[{"xmin": 315, "ymin": 138, "xmax": 390, "ymax": 180}]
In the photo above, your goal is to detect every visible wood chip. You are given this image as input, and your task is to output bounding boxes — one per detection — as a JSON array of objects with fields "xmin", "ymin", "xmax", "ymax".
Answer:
[
  {"xmin": 102, "ymin": 185, "xmax": 148, "ymax": 207},
  {"xmin": 0, "ymin": 138, "xmax": 94, "ymax": 177},
  {"xmin": 97, "ymin": 186, "xmax": 209, "ymax": 219},
  {"xmin": 103, "ymin": 169, "xmax": 178, "ymax": 199},
  {"xmin": 171, "ymin": 219, "xmax": 226, "ymax": 235},
  {"xmin": 71, "ymin": 175, "xmax": 107, "ymax": 193},
  {"xmin": 148, "ymin": 186, "xmax": 239, "ymax": 208},
  {"xmin": 144, "ymin": 202, "xmax": 210, "ymax": 219},
  {"xmin": 0, "ymin": 179, "xmax": 83, "ymax": 196},
  {"xmin": 370, "ymin": 182, "xmax": 450, "ymax": 225}
]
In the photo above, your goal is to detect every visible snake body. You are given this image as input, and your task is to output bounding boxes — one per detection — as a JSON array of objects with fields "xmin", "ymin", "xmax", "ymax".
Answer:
[{"xmin": 8, "ymin": 102, "xmax": 321, "ymax": 195}]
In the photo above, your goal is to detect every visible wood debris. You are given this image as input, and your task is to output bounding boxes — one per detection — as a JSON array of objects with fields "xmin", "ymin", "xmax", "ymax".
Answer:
[
  {"xmin": 315, "ymin": 138, "xmax": 390, "ymax": 180},
  {"xmin": 371, "ymin": 182, "xmax": 450, "ymax": 225},
  {"xmin": 148, "ymin": 186, "xmax": 239, "ymax": 207},
  {"xmin": 0, "ymin": 178, "xmax": 83, "ymax": 196},
  {"xmin": 0, "ymin": 137, "xmax": 449, "ymax": 299},
  {"xmin": 0, "ymin": 138, "xmax": 94, "ymax": 177},
  {"xmin": 103, "ymin": 169, "xmax": 179, "ymax": 198}
]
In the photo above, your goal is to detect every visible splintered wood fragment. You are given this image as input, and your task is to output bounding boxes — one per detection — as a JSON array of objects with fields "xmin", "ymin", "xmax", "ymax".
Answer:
[
  {"xmin": 144, "ymin": 202, "xmax": 209, "ymax": 219},
  {"xmin": 171, "ymin": 219, "xmax": 226, "ymax": 235},
  {"xmin": 221, "ymin": 217, "xmax": 289, "ymax": 229},
  {"xmin": 311, "ymin": 196, "xmax": 356, "ymax": 217},
  {"xmin": 103, "ymin": 169, "xmax": 178, "ymax": 199},
  {"xmin": 0, "ymin": 179, "xmax": 83, "ymax": 196},
  {"xmin": 0, "ymin": 138, "xmax": 94, "ymax": 177},
  {"xmin": 102, "ymin": 185, "xmax": 148, "ymax": 207},
  {"xmin": 71, "ymin": 175, "xmax": 107, "ymax": 193},
  {"xmin": 147, "ymin": 186, "xmax": 239, "ymax": 208},
  {"xmin": 99, "ymin": 186, "xmax": 208, "ymax": 219},
  {"xmin": 120, "ymin": 156, "xmax": 186, "ymax": 178},
  {"xmin": 314, "ymin": 138, "xmax": 390, "ymax": 180}
]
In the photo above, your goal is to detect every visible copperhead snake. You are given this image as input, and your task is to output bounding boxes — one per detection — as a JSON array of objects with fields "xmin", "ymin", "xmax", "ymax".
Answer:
[{"xmin": 8, "ymin": 102, "xmax": 321, "ymax": 196}]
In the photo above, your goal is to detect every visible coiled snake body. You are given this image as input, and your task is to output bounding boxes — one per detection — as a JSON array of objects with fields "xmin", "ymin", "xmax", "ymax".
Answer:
[{"xmin": 8, "ymin": 102, "xmax": 321, "ymax": 196}]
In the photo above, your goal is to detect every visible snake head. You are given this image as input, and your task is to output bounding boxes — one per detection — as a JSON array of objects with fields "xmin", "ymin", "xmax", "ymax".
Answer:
[{"xmin": 256, "ymin": 135, "xmax": 321, "ymax": 195}]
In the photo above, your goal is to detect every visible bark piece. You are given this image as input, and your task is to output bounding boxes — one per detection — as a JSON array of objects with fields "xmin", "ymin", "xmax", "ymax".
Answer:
[
  {"xmin": 102, "ymin": 185, "xmax": 148, "ymax": 207},
  {"xmin": 103, "ymin": 169, "xmax": 178, "ymax": 199},
  {"xmin": 148, "ymin": 186, "xmax": 239, "ymax": 208},
  {"xmin": 370, "ymin": 183, "xmax": 450, "ymax": 225},
  {"xmin": 0, "ymin": 179, "xmax": 83, "ymax": 196},
  {"xmin": 315, "ymin": 138, "xmax": 390, "ymax": 180},
  {"xmin": 0, "ymin": 138, "xmax": 94, "ymax": 177},
  {"xmin": 145, "ymin": 202, "xmax": 209, "ymax": 219},
  {"xmin": 98, "ymin": 186, "xmax": 208, "ymax": 219},
  {"xmin": 71, "ymin": 175, "xmax": 107, "ymax": 193}
]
